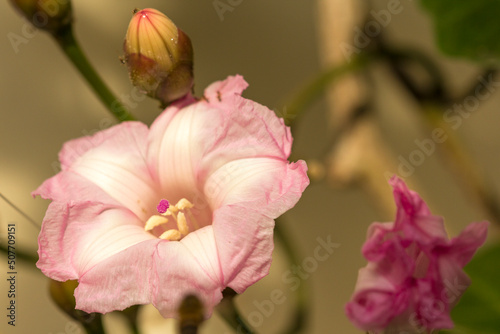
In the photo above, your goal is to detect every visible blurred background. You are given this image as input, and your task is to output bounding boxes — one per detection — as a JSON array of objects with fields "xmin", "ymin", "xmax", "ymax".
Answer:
[{"xmin": 1, "ymin": 0, "xmax": 499, "ymax": 333}]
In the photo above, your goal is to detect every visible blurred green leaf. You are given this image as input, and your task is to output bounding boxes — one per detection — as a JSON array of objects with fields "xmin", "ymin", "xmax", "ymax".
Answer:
[
  {"xmin": 448, "ymin": 243, "xmax": 500, "ymax": 333},
  {"xmin": 421, "ymin": 0, "xmax": 500, "ymax": 61}
]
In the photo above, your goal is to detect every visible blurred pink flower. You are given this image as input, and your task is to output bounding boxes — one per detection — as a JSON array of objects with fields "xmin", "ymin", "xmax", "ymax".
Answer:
[
  {"xmin": 345, "ymin": 176, "xmax": 488, "ymax": 333},
  {"xmin": 33, "ymin": 75, "xmax": 309, "ymax": 318}
]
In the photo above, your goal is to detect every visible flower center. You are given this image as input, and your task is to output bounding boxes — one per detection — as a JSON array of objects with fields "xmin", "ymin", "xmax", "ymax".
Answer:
[{"xmin": 145, "ymin": 198, "xmax": 199, "ymax": 241}]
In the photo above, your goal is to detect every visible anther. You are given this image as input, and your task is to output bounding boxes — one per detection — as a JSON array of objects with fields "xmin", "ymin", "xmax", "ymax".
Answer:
[
  {"xmin": 176, "ymin": 198, "xmax": 194, "ymax": 210},
  {"xmin": 145, "ymin": 215, "xmax": 169, "ymax": 231},
  {"xmin": 159, "ymin": 229, "xmax": 182, "ymax": 241}
]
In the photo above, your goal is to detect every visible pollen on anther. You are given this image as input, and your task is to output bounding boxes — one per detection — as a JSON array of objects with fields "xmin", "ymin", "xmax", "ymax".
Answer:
[{"xmin": 157, "ymin": 199, "xmax": 170, "ymax": 214}]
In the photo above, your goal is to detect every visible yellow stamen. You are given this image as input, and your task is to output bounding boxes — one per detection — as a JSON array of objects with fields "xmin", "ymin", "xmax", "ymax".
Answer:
[
  {"xmin": 145, "ymin": 215, "xmax": 169, "ymax": 231},
  {"xmin": 177, "ymin": 212, "xmax": 189, "ymax": 235},
  {"xmin": 159, "ymin": 229, "xmax": 182, "ymax": 241},
  {"xmin": 165, "ymin": 207, "xmax": 178, "ymax": 215},
  {"xmin": 176, "ymin": 198, "xmax": 194, "ymax": 210}
]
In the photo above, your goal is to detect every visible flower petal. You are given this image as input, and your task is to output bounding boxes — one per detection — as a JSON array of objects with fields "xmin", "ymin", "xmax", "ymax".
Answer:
[
  {"xmin": 390, "ymin": 176, "xmax": 431, "ymax": 217},
  {"xmin": 446, "ymin": 221, "xmax": 489, "ymax": 266},
  {"xmin": 33, "ymin": 168, "xmax": 121, "ymax": 207},
  {"xmin": 346, "ymin": 263, "xmax": 410, "ymax": 331},
  {"xmin": 198, "ymin": 76, "xmax": 294, "ymax": 179},
  {"xmin": 390, "ymin": 176, "xmax": 448, "ymax": 245},
  {"xmin": 147, "ymin": 75, "xmax": 295, "ymax": 201},
  {"xmin": 362, "ymin": 222, "xmax": 395, "ymax": 262},
  {"xmin": 37, "ymin": 201, "xmax": 155, "ymax": 281},
  {"xmin": 414, "ymin": 279, "xmax": 454, "ymax": 330},
  {"xmin": 179, "ymin": 226, "xmax": 223, "ymax": 287},
  {"xmin": 205, "ymin": 158, "xmax": 309, "ymax": 291},
  {"xmin": 58, "ymin": 122, "xmax": 160, "ymax": 221},
  {"xmin": 147, "ymin": 102, "xmax": 209, "ymax": 200},
  {"xmin": 203, "ymin": 74, "xmax": 249, "ymax": 104},
  {"xmin": 75, "ymin": 234, "xmax": 223, "ymax": 318}
]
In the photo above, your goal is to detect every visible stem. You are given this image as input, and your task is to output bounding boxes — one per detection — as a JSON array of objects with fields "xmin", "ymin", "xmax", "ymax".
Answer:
[
  {"xmin": 0, "ymin": 244, "xmax": 38, "ymax": 266},
  {"xmin": 53, "ymin": 26, "xmax": 135, "ymax": 122},
  {"xmin": 0, "ymin": 193, "xmax": 40, "ymax": 266},
  {"xmin": 424, "ymin": 107, "xmax": 500, "ymax": 226},
  {"xmin": 0, "ymin": 193, "xmax": 40, "ymax": 228},
  {"xmin": 379, "ymin": 42, "xmax": 500, "ymax": 226},
  {"xmin": 454, "ymin": 68, "xmax": 499, "ymax": 104},
  {"xmin": 80, "ymin": 313, "xmax": 106, "ymax": 334},
  {"xmin": 120, "ymin": 305, "xmax": 141, "ymax": 334},
  {"xmin": 274, "ymin": 221, "xmax": 308, "ymax": 334},
  {"xmin": 283, "ymin": 55, "xmax": 372, "ymax": 126},
  {"xmin": 217, "ymin": 288, "xmax": 255, "ymax": 334},
  {"xmin": 178, "ymin": 295, "xmax": 204, "ymax": 334},
  {"xmin": 380, "ymin": 44, "xmax": 447, "ymax": 104}
]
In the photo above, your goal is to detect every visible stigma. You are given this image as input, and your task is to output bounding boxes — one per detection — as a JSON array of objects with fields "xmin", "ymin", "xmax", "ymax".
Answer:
[{"xmin": 157, "ymin": 199, "xmax": 170, "ymax": 214}]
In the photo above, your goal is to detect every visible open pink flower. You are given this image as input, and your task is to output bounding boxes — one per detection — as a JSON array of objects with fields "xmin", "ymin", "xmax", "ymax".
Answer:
[
  {"xmin": 34, "ymin": 75, "xmax": 309, "ymax": 318},
  {"xmin": 345, "ymin": 176, "xmax": 488, "ymax": 333}
]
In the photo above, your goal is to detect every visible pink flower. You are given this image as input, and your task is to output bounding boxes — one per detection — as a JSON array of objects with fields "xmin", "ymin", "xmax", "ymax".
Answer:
[
  {"xmin": 345, "ymin": 176, "xmax": 488, "ymax": 333},
  {"xmin": 33, "ymin": 75, "xmax": 309, "ymax": 318}
]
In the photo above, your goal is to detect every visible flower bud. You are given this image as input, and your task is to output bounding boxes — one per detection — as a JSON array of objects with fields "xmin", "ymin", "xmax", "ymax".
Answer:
[
  {"xmin": 123, "ymin": 8, "xmax": 194, "ymax": 106},
  {"xmin": 178, "ymin": 294, "xmax": 205, "ymax": 333},
  {"xmin": 9, "ymin": 0, "xmax": 72, "ymax": 34}
]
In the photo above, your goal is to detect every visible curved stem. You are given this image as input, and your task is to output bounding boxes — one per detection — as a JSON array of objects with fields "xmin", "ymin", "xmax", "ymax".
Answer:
[
  {"xmin": 80, "ymin": 313, "xmax": 106, "ymax": 334},
  {"xmin": 379, "ymin": 44, "xmax": 447, "ymax": 104},
  {"xmin": 423, "ymin": 107, "xmax": 500, "ymax": 226},
  {"xmin": 283, "ymin": 55, "xmax": 372, "ymax": 126},
  {"xmin": 379, "ymin": 43, "xmax": 500, "ymax": 226},
  {"xmin": 0, "ymin": 193, "xmax": 39, "ymax": 266},
  {"xmin": 120, "ymin": 305, "xmax": 141, "ymax": 334},
  {"xmin": 274, "ymin": 221, "xmax": 308, "ymax": 334},
  {"xmin": 0, "ymin": 193, "xmax": 40, "ymax": 228},
  {"xmin": 217, "ymin": 288, "xmax": 255, "ymax": 334},
  {"xmin": 53, "ymin": 26, "xmax": 135, "ymax": 122},
  {"xmin": 0, "ymin": 244, "xmax": 38, "ymax": 266},
  {"xmin": 453, "ymin": 68, "xmax": 499, "ymax": 104}
]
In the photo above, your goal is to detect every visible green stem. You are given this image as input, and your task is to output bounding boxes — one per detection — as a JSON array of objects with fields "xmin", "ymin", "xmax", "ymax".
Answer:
[
  {"xmin": 274, "ymin": 221, "xmax": 308, "ymax": 334},
  {"xmin": 120, "ymin": 305, "xmax": 141, "ymax": 334},
  {"xmin": 283, "ymin": 55, "xmax": 372, "ymax": 126},
  {"xmin": 53, "ymin": 26, "xmax": 135, "ymax": 122},
  {"xmin": 0, "ymin": 193, "xmax": 40, "ymax": 228},
  {"xmin": 0, "ymin": 244, "xmax": 38, "ymax": 267},
  {"xmin": 423, "ymin": 107, "xmax": 500, "ymax": 226},
  {"xmin": 379, "ymin": 44, "xmax": 446, "ymax": 104},
  {"xmin": 217, "ymin": 288, "xmax": 255, "ymax": 334},
  {"xmin": 80, "ymin": 313, "xmax": 106, "ymax": 334},
  {"xmin": 454, "ymin": 68, "xmax": 498, "ymax": 105},
  {"xmin": 131, "ymin": 325, "xmax": 140, "ymax": 334}
]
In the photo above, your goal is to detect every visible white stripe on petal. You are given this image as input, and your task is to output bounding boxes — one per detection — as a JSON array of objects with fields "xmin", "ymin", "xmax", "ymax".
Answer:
[
  {"xmin": 77, "ymin": 209, "xmax": 156, "ymax": 275},
  {"xmin": 204, "ymin": 157, "xmax": 284, "ymax": 210}
]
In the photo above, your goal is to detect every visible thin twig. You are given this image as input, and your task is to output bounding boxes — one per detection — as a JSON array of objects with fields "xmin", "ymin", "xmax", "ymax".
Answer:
[
  {"xmin": 0, "ymin": 193, "xmax": 39, "ymax": 228},
  {"xmin": 216, "ymin": 288, "xmax": 255, "ymax": 334},
  {"xmin": 274, "ymin": 220, "xmax": 308, "ymax": 334}
]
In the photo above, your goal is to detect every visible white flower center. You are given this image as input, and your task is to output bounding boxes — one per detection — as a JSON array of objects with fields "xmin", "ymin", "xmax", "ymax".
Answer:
[{"xmin": 144, "ymin": 198, "xmax": 199, "ymax": 241}]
